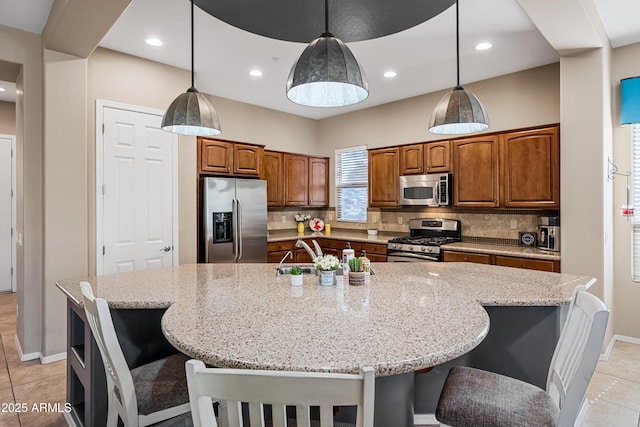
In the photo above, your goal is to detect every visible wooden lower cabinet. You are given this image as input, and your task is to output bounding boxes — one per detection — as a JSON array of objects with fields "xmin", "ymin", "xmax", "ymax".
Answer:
[
  {"xmin": 443, "ymin": 250, "xmax": 560, "ymax": 272},
  {"xmin": 494, "ymin": 255, "xmax": 560, "ymax": 272},
  {"xmin": 267, "ymin": 241, "xmax": 294, "ymax": 263},
  {"xmin": 267, "ymin": 239, "xmax": 388, "ymax": 263},
  {"xmin": 442, "ymin": 251, "xmax": 491, "ymax": 264}
]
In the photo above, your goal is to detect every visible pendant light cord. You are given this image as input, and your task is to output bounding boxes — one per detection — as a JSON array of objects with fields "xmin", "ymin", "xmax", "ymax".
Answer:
[
  {"xmin": 455, "ymin": 0, "xmax": 460, "ymax": 87},
  {"xmin": 191, "ymin": 0, "xmax": 195, "ymax": 89},
  {"xmin": 324, "ymin": 0, "xmax": 329, "ymax": 33}
]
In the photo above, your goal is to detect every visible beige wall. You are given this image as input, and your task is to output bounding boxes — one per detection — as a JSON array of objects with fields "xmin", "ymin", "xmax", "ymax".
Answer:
[
  {"xmin": 0, "ymin": 101, "xmax": 16, "ymax": 134},
  {"xmin": 87, "ymin": 48, "xmax": 320, "ymax": 269},
  {"xmin": 0, "ymin": 25, "xmax": 44, "ymax": 356},
  {"xmin": 42, "ymin": 50, "xmax": 89, "ymax": 357},
  {"xmin": 612, "ymin": 42, "xmax": 640, "ymax": 338},
  {"xmin": 318, "ymin": 63, "xmax": 561, "ymax": 210},
  {"xmin": 559, "ymin": 37, "xmax": 614, "ymax": 345}
]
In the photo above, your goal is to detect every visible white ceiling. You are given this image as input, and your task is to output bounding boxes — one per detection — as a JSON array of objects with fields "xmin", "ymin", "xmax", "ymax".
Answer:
[{"xmin": 1, "ymin": 0, "xmax": 639, "ymax": 119}]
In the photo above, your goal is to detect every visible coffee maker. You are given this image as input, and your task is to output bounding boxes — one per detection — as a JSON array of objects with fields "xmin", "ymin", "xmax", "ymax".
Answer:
[{"xmin": 538, "ymin": 216, "xmax": 560, "ymax": 252}]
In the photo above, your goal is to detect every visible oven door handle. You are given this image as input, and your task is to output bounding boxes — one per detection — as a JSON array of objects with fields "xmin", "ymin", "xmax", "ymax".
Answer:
[{"xmin": 387, "ymin": 252, "xmax": 440, "ymax": 262}]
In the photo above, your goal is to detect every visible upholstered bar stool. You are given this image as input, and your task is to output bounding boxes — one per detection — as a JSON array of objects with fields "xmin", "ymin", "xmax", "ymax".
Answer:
[
  {"xmin": 80, "ymin": 281, "xmax": 191, "ymax": 427},
  {"xmin": 435, "ymin": 285, "xmax": 608, "ymax": 427}
]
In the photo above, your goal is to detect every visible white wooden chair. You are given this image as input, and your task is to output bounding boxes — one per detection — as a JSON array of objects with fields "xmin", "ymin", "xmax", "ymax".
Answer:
[
  {"xmin": 186, "ymin": 359, "xmax": 375, "ymax": 427},
  {"xmin": 80, "ymin": 281, "xmax": 191, "ymax": 427},
  {"xmin": 435, "ymin": 285, "xmax": 609, "ymax": 427}
]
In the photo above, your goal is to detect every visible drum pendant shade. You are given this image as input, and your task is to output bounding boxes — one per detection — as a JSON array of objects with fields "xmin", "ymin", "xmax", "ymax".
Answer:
[
  {"xmin": 162, "ymin": 1, "xmax": 221, "ymax": 136},
  {"xmin": 429, "ymin": 1, "xmax": 488, "ymax": 134},
  {"xmin": 286, "ymin": 0, "xmax": 368, "ymax": 107}
]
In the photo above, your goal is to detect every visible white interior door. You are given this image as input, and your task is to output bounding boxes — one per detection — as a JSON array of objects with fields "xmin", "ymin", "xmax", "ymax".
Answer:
[
  {"xmin": 98, "ymin": 102, "xmax": 177, "ymax": 275},
  {"xmin": 0, "ymin": 135, "xmax": 14, "ymax": 292}
]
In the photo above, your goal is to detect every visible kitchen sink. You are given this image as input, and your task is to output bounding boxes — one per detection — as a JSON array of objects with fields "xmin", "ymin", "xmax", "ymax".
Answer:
[{"xmin": 276, "ymin": 265, "xmax": 316, "ymax": 275}]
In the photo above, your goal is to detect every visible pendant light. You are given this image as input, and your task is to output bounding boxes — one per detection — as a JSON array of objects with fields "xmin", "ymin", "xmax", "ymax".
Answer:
[
  {"xmin": 286, "ymin": 0, "xmax": 368, "ymax": 107},
  {"xmin": 429, "ymin": 0, "xmax": 488, "ymax": 134},
  {"xmin": 162, "ymin": 0, "xmax": 221, "ymax": 136}
]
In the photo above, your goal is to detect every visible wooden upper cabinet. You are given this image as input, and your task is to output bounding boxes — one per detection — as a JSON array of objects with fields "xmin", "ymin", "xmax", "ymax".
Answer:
[
  {"xmin": 399, "ymin": 144, "xmax": 424, "ymax": 175},
  {"xmin": 368, "ymin": 147, "xmax": 399, "ymax": 207},
  {"xmin": 262, "ymin": 150, "xmax": 284, "ymax": 207},
  {"xmin": 200, "ymin": 139, "xmax": 233, "ymax": 174},
  {"xmin": 199, "ymin": 138, "xmax": 261, "ymax": 176},
  {"xmin": 501, "ymin": 126, "xmax": 559, "ymax": 208},
  {"xmin": 283, "ymin": 154, "xmax": 309, "ymax": 206},
  {"xmin": 452, "ymin": 135, "xmax": 500, "ymax": 207},
  {"xmin": 233, "ymin": 143, "xmax": 261, "ymax": 176},
  {"xmin": 424, "ymin": 141, "xmax": 451, "ymax": 173},
  {"xmin": 308, "ymin": 157, "xmax": 329, "ymax": 207}
]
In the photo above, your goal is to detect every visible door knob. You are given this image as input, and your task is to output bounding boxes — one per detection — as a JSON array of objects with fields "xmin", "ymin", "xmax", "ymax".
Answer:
[{"xmin": 161, "ymin": 246, "xmax": 172, "ymax": 252}]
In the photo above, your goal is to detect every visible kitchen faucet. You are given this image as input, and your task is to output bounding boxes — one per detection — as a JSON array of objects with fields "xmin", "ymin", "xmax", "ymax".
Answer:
[
  {"xmin": 295, "ymin": 239, "xmax": 322, "ymax": 260},
  {"xmin": 276, "ymin": 251, "xmax": 293, "ymax": 275}
]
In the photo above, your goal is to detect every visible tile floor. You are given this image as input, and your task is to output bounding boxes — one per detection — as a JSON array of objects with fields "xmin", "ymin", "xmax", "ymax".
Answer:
[
  {"xmin": 0, "ymin": 292, "xmax": 66, "ymax": 426},
  {"xmin": 0, "ymin": 291, "xmax": 636, "ymax": 426}
]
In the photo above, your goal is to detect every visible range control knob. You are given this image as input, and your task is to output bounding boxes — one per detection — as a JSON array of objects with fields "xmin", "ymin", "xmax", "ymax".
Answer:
[
  {"xmin": 408, "ymin": 246, "xmax": 414, "ymax": 251},
  {"xmin": 420, "ymin": 246, "xmax": 426, "ymax": 252}
]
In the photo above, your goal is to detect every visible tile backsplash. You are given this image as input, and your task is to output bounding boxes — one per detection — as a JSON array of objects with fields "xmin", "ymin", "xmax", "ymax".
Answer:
[{"xmin": 268, "ymin": 207, "xmax": 557, "ymax": 242}]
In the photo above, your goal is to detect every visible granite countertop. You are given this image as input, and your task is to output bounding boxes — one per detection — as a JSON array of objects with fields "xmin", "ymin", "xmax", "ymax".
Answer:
[
  {"xmin": 57, "ymin": 262, "xmax": 592, "ymax": 376},
  {"xmin": 442, "ymin": 242, "xmax": 561, "ymax": 261},
  {"xmin": 267, "ymin": 228, "xmax": 403, "ymax": 245},
  {"xmin": 268, "ymin": 229, "xmax": 561, "ymax": 260}
]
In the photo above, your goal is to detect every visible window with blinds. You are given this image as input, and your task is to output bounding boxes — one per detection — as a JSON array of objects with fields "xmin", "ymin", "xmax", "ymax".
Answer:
[
  {"xmin": 633, "ymin": 125, "xmax": 640, "ymax": 281},
  {"xmin": 336, "ymin": 146, "xmax": 368, "ymax": 222}
]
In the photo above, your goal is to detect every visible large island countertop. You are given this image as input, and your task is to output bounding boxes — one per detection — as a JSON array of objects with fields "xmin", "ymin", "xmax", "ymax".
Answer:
[{"xmin": 57, "ymin": 262, "xmax": 593, "ymax": 377}]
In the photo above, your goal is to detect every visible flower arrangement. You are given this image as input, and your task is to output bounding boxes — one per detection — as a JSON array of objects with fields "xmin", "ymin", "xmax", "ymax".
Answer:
[
  {"xmin": 294, "ymin": 212, "xmax": 311, "ymax": 223},
  {"xmin": 314, "ymin": 254, "xmax": 340, "ymax": 272}
]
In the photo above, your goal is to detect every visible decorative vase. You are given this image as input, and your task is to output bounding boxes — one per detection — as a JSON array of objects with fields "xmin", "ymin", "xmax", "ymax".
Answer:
[
  {"xmin": 348, "ymin": 271, "xmax": 366, "ymax": 286},
  {"xmin": 318, "ymin": 270, "xmax": 336, "ymax": 286},
  {"xmin": 297, "ymin": 221, "xmax": 305, "ymax": 234},
  {"xmin": 290, "ymin": 274, "xmax": 303, "ymax": 286}
]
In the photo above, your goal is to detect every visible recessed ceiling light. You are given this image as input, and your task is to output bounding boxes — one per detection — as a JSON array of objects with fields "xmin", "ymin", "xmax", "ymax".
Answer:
[
  {"xmin": 145, "ymin": 38, "xmax": 163, "ymax": 47},
  {"xmin": 249, "ymin": 69, "xmax": 263, "ymax": 77},
  {"xmin": 0, "ymin": 87, "xmax": 6, "ymax": 92},
  {"xmin": 475, "ymin": 42, "xmax": 492, "ymax": 51},
  {"xmin": 384, "ymin": 71, "xmax": 397, "ymax": 78}
]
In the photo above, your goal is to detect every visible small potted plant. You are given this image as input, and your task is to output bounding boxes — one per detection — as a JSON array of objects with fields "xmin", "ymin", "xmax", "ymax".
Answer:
[
  {"xmin": 295, "ymin": 213, "xmax": 311, "ymax": 234},
  {"xmin": 348, "ymin": 258, "xmax": 366, "ymax": 286},
  {"xmin": 314, "ymin": 255, "xmax": 340, "ymax": 286},
  {"xmin": 290, "ymin": 265, "xmax": 303, "ymax": 286}
]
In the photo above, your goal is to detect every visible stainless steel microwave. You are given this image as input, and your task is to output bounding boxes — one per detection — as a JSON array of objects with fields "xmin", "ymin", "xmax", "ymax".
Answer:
[{"xmin": 399, "ymin": 173, "xmax": 451, "ymax": 206}]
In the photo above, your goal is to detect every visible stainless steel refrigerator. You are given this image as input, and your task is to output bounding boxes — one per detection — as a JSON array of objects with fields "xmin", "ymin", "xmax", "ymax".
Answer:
[{"xmin": 203, "ymin": 177, "xmax": 267, "ymax": 263}]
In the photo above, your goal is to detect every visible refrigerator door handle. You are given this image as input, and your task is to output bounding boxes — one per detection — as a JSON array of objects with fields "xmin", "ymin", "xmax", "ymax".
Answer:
[
  {"xmin": 232, "ymin": 198, "xmax": 239, "ymax": 261},
  {"xmin": 237, "ymin": 199, "xmax": 243, "ymax": 261}
]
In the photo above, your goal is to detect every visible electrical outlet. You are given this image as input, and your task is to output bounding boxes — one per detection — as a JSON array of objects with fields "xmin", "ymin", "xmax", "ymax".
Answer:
[
  {"xmin": 398, "ymin": 216, "xmax": 403, "ymax": 225},
  {"xmin": 281, "ymin": 216, "xmax": 286, "ymax": 222},
  {"xmin": 372, "ymin": 214, "xmax": 377, "ymax": 223},
  {"xmin": 327, "ymin": 213, "xmax": 333, "ymax": 220},
  {"xmin": 510, "ymin": 220, "xmax": 518, "ymax": 229}
]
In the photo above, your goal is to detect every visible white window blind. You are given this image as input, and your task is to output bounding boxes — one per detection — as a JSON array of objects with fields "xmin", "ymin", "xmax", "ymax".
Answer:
[
  {"xmin": 633, "ymin": 124, "xmax": 640, "ymax": 281},
  {"xmin": 336, "ymin": 146, "xmax": 368, "ymax": 222}
]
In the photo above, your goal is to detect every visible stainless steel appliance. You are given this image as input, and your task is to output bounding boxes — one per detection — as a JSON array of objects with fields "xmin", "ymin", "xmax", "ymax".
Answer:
[
  {"xmin": 399, "ymin": 173, "xmax": 451, "ymax": 206},
  {"xmin": 537, "ymin": 216, "xmax": 560, "ymax": 252},
  {"xmin": 203, "ymin": 177, "xmax": 267, "ymax": 263},
  {"xmin": 387, "ymin": 218, "xmax": 461, "ymax": 262}
]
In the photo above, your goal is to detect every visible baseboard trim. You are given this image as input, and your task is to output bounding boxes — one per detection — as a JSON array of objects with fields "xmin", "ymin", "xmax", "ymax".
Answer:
[
  {"xmin": 601, "ymin": 334, "xmax": 640, "ymax": 361},
  {"xmin": 574, "ymin": 399, "xmax": 589, "ymax": 426},
  {"xmin": 40, "ymin": 351, "xmax": 67, "ymax": 364},
  {"xmin": 14, "ymin": 334, "xmax": 40, "ymax": 362},
  {"xmin": 413, "ymin": 413, "xmax": 438, "ymax": 425}
]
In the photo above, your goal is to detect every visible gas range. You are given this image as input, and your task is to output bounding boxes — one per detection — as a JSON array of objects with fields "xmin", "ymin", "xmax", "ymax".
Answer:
[{"xmin": 387, "ymin": 218, "xmax": 461, "ymax": 262}]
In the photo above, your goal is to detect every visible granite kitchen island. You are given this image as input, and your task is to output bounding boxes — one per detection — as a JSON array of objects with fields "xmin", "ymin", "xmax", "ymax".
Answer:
[{"xmin": 57, "ymin": 262, "xmax": 594, "ymax": 427}]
